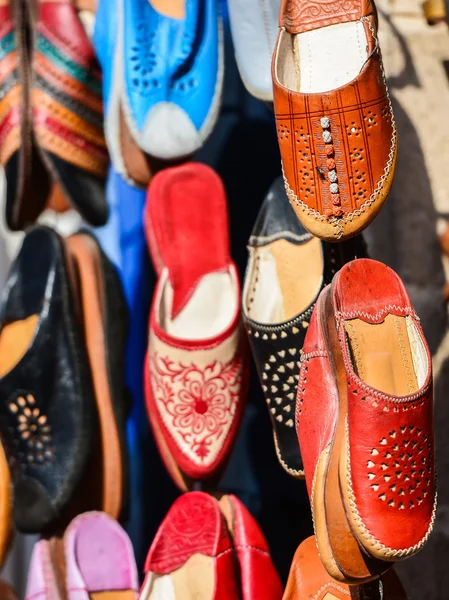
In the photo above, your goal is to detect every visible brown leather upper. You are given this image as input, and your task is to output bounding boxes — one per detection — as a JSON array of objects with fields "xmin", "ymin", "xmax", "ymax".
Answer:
[
  {"xmin": 280, "ymin": 0, "xmax": 374, "ymax": 34},
  {"xmin": 273, "ymin": 17, "xmax": 397, "ymax": 241},
  {"xmin": 283, "ymin": 537, "xmax": 408, "ymax": 600}
]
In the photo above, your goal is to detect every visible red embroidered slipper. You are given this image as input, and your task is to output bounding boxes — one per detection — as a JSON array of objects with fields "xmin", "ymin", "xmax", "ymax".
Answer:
[
  {"xmin": 144, "ymin": 163, "xmax": 249, "ymax": 490},
  {"xmin": 219, "ymin": 495, "xmax": 283, "ymax": 600},
  {"xmin": 140, "ymin": 492, "xmax": 239, "ymax": 600},
  {"xmin": 297, "ymin": 259, "xmax": 436, "ymax": 584}
]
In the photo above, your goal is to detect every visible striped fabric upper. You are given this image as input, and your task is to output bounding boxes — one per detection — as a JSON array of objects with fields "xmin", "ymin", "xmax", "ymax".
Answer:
[
  {"xmin": 0, "ymin": 5, "xmax": 21, "ymax": 167},
  {"xmin": 33, "ymin": 3, "xmax": 108, "ymax": 179}
]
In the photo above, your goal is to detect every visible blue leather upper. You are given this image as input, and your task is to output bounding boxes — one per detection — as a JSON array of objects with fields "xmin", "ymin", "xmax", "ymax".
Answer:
[
  {"xmin": 93, "ymin": 0, "xmax": 118, "ymax": 113},
  {"xmin": 169, "ymin": 0, "xmax": 220, "ymax": 131},
  {"xmin": 122, "ymin": 0, "xmax": 220, "ymax": 134}
]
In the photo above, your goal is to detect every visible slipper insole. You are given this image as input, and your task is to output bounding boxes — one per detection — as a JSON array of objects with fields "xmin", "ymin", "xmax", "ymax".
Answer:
[
  {"xmin": 149, "ymin": 0, "xmax": 185, "ymax": 20},
  {"xmin": 247, "ymin": 237, "xmax": 323, "ymax": 324},
  {"xmin": 162, "ymin": 271, "xmax": 238, "ymax": 341},
  {"xmin": 143, "ymin": 555, "xmax": 215, "ymax": 600},
  {"xmin": 0, "ymin": 315, "xmax": 38, "ymax": 378},
  {"xmin": 278, "ymin": 21, "xmax": 368, "ymax": 93},
  {"xmin": 345, "ymin": 315, "xmax": 419, "ymax": 396}
]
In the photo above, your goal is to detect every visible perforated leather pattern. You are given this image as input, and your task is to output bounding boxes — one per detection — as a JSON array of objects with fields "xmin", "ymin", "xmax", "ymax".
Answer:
[
  {"xmin": 274, "ymin": 49, "xmax": 396, "ymax": 230},
  {"xmin": 129, "ymin": 23, "xmax": 159, "ymax": 96}
]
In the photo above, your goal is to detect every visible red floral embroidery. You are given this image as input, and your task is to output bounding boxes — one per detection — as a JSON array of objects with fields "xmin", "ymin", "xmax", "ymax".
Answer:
[{"xmin": 150, "ymin": 353, "xmax": 243, "ymax": 464}]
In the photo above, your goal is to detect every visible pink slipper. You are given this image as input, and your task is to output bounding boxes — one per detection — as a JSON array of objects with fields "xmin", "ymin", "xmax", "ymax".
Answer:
[{"xmin": 64, "ymin": 512, "xmax": 139, "ymax": 599}]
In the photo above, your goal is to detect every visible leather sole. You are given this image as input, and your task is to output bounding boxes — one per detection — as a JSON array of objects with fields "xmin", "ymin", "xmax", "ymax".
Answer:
[
  {"xmin": 311, "ymin": 285, "xmax": 388, "ymax": 584},
  {"xmin": 66, "ymin": 233, "xmax": 128, "ymax": 521}
]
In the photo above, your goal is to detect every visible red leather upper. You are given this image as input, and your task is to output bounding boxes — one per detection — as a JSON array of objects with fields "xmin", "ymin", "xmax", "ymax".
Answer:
[
  {"xmin": 227, "ymin": 495, "xmax": 283, "ymax": 600},
  {"xmin": 333, "ymin": 259, "xmax": 413, "ymax": 323},
  {"xmin": 145, "ymin": 492, "xmax": 232, "ymax": 574},
  {"xmin": 145, "ymin": 163, "xmax": 232, "ymax": 319},
  {"xmin": 144, "ymin": 492, "xmax": 239, "ymax": 599},
  {"xmin": 297, "ymin": 259, "xmax": 435, "ymax": 554},
  {"xmin": 333, "ymin": 260, "xmax": 435, "ymax": 553},
  {"xmin": 296, "ymin": 290, "xmax": 339, "ymax": 496}
]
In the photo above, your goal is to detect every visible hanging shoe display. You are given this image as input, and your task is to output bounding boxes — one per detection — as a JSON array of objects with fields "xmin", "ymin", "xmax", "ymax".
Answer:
[
  {"xmin": 297, "ymin": 259, "xmax": 436, "ymax": 583},
  {"xmin": 143, "ymin": 163, "xmax": 249, "ymax": 490},
  {"xmin": 0, "ymin": 0, "xmax": 444, "ymax": 595},
  {"xmin": 272, "ymin": 0, "xmax": 397, "ymax": 242},
  {"xmin": 243, "ymin": 176, "xmax": 366, "ymax": 478}
]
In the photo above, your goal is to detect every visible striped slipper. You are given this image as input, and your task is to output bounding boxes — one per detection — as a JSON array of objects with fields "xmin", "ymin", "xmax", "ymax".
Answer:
[
  {"xmin": 31, "ymin": 0, "xmax": 109, "ymax": 226},
  {"xmin": 1, "ymin": 0, "xmax": 49, "ymax": 230}
]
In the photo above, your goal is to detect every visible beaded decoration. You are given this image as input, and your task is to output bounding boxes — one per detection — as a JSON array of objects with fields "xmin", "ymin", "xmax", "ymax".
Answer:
[{"xmin": 321, "ymin": 117, "xmax": 343, "ymax": 218}]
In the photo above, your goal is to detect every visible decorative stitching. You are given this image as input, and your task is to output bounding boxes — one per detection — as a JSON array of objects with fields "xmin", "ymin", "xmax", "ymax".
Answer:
[
  {"xmin": 344, "ymin": 419, "xmax": 437, "ymax": 558},
  {"xmin": 393, "ymin": 316, "xmax": 415, "ymax": 394},
  {"xmin": 312, "ymin": 582, "xmax": 350, "ymax": 600},
  {"xmin": 301, "ymin": 349, "xmax": 328, "ymax": 361},
  {"xmin": 336, "ymin": 306, "xmax": 418, "ymax": 323}
]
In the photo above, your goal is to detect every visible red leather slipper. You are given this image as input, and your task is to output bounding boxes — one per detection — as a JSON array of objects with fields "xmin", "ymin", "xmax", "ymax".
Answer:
[
  {"xmin": 144, "ymin": 163, "xmax": 249, "ymax": 490},
  {"xmin": 219, "ymin": 495, "xmax": 283, "ymax": 600},
  {"xmin": 297, "ymin": 259, "xmax": 436, "ymax": 584},
  {"xmin": 140, "ymin": 492, "xmax": 239, "ymax": 600}
]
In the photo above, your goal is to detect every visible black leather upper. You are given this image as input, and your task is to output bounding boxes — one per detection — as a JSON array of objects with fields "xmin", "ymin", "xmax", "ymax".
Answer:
[
  {"xmin": 0, "ymin": 226, "xmax": 96, "ymax": 532},
  {"xmin": 243, "ymin": 177, "xmax": 367, "ymax": 478}
]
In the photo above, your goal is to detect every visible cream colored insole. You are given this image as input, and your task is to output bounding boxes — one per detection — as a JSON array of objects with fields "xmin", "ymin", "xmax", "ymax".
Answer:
[
  {"xmin": 248, "ymin": 237, "xmax": 323, "ymax": 324},
  {"xmin": 294, "ymin": 21, "xmax": 368, "ymax": 93},
  {"xmin": 149, "ymin": 0, "xmax": 185, "ymax": 19},
  {"xmin": 162, "ymin": 272, "xmax": 238, "ymax": 341},
  {"xmin": 345, "ymin": 315, "xmax": 419, "ymax": 396},
  {"xmin": 90, "ymin": 592, "xmax": 136, "ymax": 600},
  {"xmin": 0, "ymin": 315, "xmax": 39, "ymax": 378},
  {"xmin": 142, "ymin": 555, "xmax": 215, "ymax": 600}
]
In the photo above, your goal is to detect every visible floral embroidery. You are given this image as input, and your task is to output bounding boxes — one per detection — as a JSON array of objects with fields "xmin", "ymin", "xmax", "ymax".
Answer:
[
  {"xmin": 9, "ymin": 394, "xmax": 54, "ymax": 464},
  {"xmin": 149, "ymin": 353, "xmax": 243, "ymax": 465}
]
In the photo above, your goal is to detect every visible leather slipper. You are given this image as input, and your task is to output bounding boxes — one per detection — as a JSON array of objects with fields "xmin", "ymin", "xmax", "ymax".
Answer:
[
  {"xmin": 297, "ymin": 259, "xmax": 436, "ymax": 583},
  {"xmin": 219, "ymin": 494, "xmax": 283, "ymax": 600},
  {"xmin": 2, "ymin": 0, "xmax": 50, "ymax": 230},
  {"xmin": 283, "ymin": 536, "xmax": 408, "ymax": 600},
  {"xmin": 0, "ymin": 226, "xmax": 96, "ymax": 533},
  {"xmin": 141, "ymin": 492, "xmax": 240, "ymax": 600},
  {"xmin": 144, "ymin": 163, "xmax": 249, "ymax": 490},
  {"xmin": 66, "ymin": 231, "xmax": 129, "ymax": 522},
  {"xmin": 30, "ymin": 0, "xmax": 109, "ymax": 226},
  {"xmin": 273, "ymin": 0, "xmax": 397, "ymax": 242},
  {"xmin": 243, "ymin": 176, "xmax": 367, "ymax": 477},
  {"xmin": 25, "ymin": 511, "xmax": 139, "ymax": 600}
]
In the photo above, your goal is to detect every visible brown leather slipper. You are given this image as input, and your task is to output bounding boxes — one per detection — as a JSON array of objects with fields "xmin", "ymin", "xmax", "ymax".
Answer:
[
  {"xmin": 283, "ymin": 537, "xmax": 408, "ymax": 600},
  {"xmin": 65, "ymin": 232, "xmax": 129, "ymax": 521}
]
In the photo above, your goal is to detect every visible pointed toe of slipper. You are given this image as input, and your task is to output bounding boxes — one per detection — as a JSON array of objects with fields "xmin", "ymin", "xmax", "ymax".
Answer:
[
  {"xmin": 138, "ymin": 103, "xmax": 201, "ymax": 160},
  {"xmin": 13, "ymin": 477, "xmax": 56, "ymax": 534}
]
